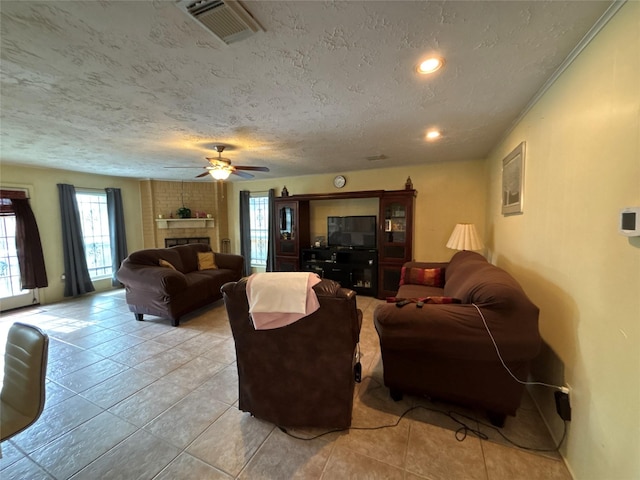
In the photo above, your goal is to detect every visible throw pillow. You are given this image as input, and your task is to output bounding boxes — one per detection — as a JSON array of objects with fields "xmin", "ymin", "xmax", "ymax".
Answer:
[
  {"xmin": 197, "ymin": 251, "xmax": 218, "ymax": 270},
  {"xmin": 159, "ymin": 259, "xmax": 177, "ymax": 270},
  {"xmin": 399, "ymin": 267, "xmax": 444, "ymax": 287}
]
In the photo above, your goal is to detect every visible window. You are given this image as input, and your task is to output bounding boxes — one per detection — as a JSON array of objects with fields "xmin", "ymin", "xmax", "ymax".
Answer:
[
  {"xmin": 249, "ymin": 195, "xmax": 269, "ymax": 267},
  {"xmin": 75, "ymin": 191, "xmax": 112, "ymax": 279}
]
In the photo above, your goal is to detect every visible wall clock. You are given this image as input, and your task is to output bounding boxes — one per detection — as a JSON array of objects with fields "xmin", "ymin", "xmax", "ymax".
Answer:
[{"xmin": 333, "ymin": 175, "xmax": 346, "ymax": 188}]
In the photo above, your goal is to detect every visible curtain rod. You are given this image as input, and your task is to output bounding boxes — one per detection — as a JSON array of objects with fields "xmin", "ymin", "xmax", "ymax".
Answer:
[{"xmin": 75, "ymin": 186, "xmax": 106, "ymax": 193}]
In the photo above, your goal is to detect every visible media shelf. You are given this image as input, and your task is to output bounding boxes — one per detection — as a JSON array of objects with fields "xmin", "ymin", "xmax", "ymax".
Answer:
[{"xmin": 302, "ymin": 247, "xmax": 378, "ymax": 297}]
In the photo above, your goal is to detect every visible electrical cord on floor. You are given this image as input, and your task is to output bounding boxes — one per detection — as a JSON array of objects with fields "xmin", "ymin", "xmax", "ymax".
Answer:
[
  {"xmin": 279, "ymin": 405, "xmax": 424, "ymax": 441},
  {"xmin": 448, "ymin": 410, "xmax": 568, "ymax": 453},
  {"xmin": 472, "ymin": 303, "xmax": 568, "ymax": 393},
  {"xmin": 278, "ymin": 376, "xmax": 568, "ymax": 453}
]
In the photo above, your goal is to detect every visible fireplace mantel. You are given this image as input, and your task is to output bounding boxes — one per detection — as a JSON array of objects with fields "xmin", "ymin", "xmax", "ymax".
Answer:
[{"xmin": 155, "ymin": 218, "xmax": 215, "ymax": 229}]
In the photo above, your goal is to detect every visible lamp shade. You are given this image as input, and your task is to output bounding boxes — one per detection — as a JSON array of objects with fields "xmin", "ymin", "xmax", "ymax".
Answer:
[{"xmin": 446, "ymin": 223, "xmax": 484, "ymax": 251}]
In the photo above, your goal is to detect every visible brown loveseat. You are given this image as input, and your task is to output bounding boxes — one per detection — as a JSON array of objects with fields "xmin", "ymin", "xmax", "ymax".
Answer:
[
  {"xmin": 117, "ymin": 243, "xmax": 243, "ymax": 326},
  {"xmin": 374, "ymin": 250, "xmax": 541, "ymax": 426},
  {"xmin": 221, "ymin": 277, "xmax": 362, "ymax": 428}
]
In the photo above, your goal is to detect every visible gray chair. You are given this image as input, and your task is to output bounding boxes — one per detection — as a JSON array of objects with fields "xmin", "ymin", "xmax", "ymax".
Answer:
[{"xmin": 1, "ymin": 322, "xmax": 49, "ymax": 442}]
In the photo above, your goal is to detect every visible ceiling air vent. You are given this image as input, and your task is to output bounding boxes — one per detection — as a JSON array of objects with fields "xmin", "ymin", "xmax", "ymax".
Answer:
[{"xmin": 176, "ymin": 0, "xmax": 263, "ymax": 45}]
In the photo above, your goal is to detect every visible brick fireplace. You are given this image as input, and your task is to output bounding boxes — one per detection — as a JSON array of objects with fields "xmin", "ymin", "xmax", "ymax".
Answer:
[{"xmin": 139, "ymin": 180, "xmax": 229, "ymax": 251}]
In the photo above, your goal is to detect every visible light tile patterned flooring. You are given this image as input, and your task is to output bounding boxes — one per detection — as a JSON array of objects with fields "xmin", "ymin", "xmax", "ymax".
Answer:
[{"xmin": 0, "ymin": 290, "xmax": 572, "ymax": 479}]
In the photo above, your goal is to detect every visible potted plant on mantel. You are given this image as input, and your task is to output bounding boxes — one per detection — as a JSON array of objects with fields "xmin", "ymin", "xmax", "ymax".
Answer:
[{"xmin": 176, "ymin": 207, "xmax": 191, "ymax": 219}]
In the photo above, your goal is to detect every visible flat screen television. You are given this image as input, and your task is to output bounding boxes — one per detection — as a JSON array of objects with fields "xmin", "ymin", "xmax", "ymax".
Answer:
[{"xmin": 327, "ymin": 215, "xmax": 376, "ymax": 248}]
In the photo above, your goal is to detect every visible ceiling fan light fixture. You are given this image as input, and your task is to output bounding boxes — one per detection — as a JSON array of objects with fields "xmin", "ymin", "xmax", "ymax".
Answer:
[
  {"xmin": 417, "ymin": 56, "xmax": 445, "ymax": 74},
  {"xmin": 209, "ymin": 167, "xmax": 232, "ymax": 180}
]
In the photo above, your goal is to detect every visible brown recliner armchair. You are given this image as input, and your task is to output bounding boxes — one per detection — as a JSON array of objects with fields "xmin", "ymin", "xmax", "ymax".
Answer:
[{"xmin": 221, "ymin": 277, "xmax": 362, "ymax": 428}]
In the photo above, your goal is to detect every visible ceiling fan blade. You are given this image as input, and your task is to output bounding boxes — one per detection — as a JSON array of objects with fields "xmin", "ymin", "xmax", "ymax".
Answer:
[
  {"xmin": 232, "ymin": 170, "xmax": 254, "ymax": 179},
  {"xmin": 233, "ymin": 166, "xmax": 270, "ymax": 172},
  {"xmin": 195, "ymin": 171, "xmax": 210, "ymax": 178}
]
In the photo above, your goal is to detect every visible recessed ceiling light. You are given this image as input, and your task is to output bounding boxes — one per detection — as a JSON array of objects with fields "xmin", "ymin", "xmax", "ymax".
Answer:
[
  {"xmin": 426, "ymin": 130, "xmax": 442, "ymax": 141},
  {"xmin": 417, "ymin": 57, "xmax": 445, "ymax": 74}
]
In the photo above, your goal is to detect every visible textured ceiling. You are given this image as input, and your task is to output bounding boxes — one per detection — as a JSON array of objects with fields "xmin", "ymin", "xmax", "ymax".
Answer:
[{"xmin": 0, "ymin": 1, "xmax": 613, "ymax": 181}]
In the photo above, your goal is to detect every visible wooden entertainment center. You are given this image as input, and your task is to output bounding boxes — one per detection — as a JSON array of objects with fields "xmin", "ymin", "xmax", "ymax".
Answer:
[{"xmin": 274, "ymin": 188, "xmax": 416, "ymax": 298}]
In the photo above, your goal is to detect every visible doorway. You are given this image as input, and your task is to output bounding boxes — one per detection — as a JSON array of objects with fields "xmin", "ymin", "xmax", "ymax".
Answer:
[{"xmin": 0, "ymin": 196, "xmax": 39, "ymax": 311}]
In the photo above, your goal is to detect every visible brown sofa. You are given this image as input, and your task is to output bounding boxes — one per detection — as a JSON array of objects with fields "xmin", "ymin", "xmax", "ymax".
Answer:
[
  {"xmin": 117, "ymin": 243, "xmax": 243, "ymax": 326},
  {"xmin": 374, "ymin": 250, "xmax": 541, "ymax": 426},
  {"xmin": 221, "ymin": 277, "xmax": 362, "ymax": 428}
]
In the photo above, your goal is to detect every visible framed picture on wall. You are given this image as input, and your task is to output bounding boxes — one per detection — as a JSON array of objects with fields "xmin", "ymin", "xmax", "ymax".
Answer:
[{"xmin": 502, "ymin": 141, "xmax": 525, "ymax": 215}]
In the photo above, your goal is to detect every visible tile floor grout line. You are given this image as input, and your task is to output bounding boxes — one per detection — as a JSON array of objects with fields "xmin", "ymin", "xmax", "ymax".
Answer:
[
  {"xmin": 233, "ymin": 423, "xmax": 277, "ymax": 479},
  {"xmin": 317, "ymin": 436, "xmax": 339, "ymax": 480},
  {"xmin": 478, "ymin": 428, "xmax": 491, "ymax": 480}
]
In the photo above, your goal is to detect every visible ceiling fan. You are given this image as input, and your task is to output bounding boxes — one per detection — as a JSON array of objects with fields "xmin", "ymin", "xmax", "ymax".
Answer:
[
  {"xmin": 167, "ymin": 146, "xmax": 269, "ymax": 180},
  {"xmin": 199, "ymin": 146, "xmax": 269, "ymax": 180}
]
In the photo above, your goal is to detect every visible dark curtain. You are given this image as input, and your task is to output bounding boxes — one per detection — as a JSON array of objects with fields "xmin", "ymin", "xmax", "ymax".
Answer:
[
  {"xmin": 239, "ymin": 190, "xmax": 252, "ymax": 276},
  {"xmin": 106, "ymin": 188, "xmax": 128, "ymax": 286},
  {"xmin": 57, "ymin": 184, "xmax": 95, "ymax": 297},
  {"xmin": 11, "ymin": 198, "xmax": 48, "ymax": 289},
  {"xmin": 265, "ymin": 188, "xmax": 276, "ymax": 272}
]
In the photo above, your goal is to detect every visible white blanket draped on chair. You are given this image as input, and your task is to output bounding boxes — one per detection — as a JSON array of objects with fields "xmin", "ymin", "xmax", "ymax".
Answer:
[{"xmin": 246, "ymin": 272, "xmax": 321, "ymax": 329}]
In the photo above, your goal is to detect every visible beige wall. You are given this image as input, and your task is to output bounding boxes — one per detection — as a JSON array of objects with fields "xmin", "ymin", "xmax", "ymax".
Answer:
[
  {"xmin": 0, "ymin": 164, "xmax": 144, "ymax": 304},
  {"xmin": 226, "ymin": 158, "xmax": 487, "ymax": 264},
  {"xmin": 486, "ymin": 3, "xmax": 639, "ymax": 479}
]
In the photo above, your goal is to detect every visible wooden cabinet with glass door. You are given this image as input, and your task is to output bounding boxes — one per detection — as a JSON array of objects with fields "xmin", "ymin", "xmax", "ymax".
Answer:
[
  {"xmin": 274, "ymin": 199, "xmax": 310, "ymax": 271},
  {"xmin": 378, "ymin": 190, "xmax": 416, "ymax": 297}
]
